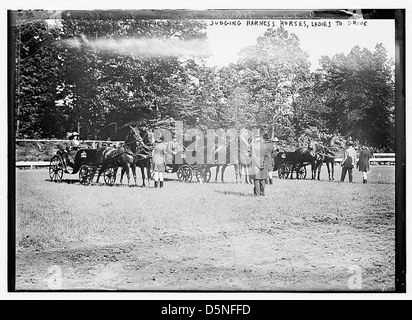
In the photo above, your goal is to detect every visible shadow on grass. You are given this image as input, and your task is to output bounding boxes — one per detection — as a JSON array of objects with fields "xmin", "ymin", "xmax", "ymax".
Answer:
[
  {"xmin": 45, "ymin": 179, "xmax": 78, "ymax": 184},
  {"xmin": 215, "ymin": 190, "xmax": 254, "ymax": 197}
]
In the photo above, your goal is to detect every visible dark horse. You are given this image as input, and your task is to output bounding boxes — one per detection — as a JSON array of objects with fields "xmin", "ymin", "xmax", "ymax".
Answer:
[
  {"xmin": 94, "ymin": 127, "xmax": 137, "ymax": 186},
  {"xmin": 94, "ymin": 125, "xmax": 151, "ymax": 186},
  {"xmin": 273, "ymin": 147, "xmax": 317, "ymax": 180},
  {"xmin": 312, "ymin": 135, "xmax": 343, "ymax": 180},
  {"xmin": 314, "ymin": 145, "xmax": 336, "ymax": 180},
  {"xmin": 129, "ymin": 125, "xmax": 153, "ymax": 187}
]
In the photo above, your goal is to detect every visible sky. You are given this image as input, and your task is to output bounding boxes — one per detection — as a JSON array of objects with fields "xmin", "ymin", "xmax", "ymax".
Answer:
[
  {"xmin": 205, "ymin": 19, "xmax": 395, "ymax": 70},
  {"xmin": 56, "ymin": 17, "xmax": 395, "ymax": 74}
]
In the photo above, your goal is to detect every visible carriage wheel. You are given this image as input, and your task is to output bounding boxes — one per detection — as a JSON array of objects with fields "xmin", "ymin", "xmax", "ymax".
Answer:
[
  {"xmin": 177, "ymin": 164, "xmax": 192, "ymax": 183},
  {"xmin": 104, "ymin": 167, "xmax": 117, "ymax": 186},
  {"xmin": 278, "ymin": 164, "xmax": 289, "ymax": 179},
  {"xmin": 297, "ymin": 166, "xmax": 307, "ymax": 180},
  {"xmin": 79, "ymin": 165, "xmax": 93, "ymax": 185},
  {"xmin": 49, "ymin": 155, "xmax": 64, "ymax": 182},
  {"xmin": 196, "ymin": 168, "xmax": 211, "ymax": 183}
]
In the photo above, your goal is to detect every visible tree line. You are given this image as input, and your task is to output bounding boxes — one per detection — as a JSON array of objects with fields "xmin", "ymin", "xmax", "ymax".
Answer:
[{"xmin": 12, "ymin": 17, "xmax": 395, "ymax": 151}]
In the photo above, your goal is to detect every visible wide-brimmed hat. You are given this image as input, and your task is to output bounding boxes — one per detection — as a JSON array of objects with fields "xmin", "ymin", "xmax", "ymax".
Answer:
[
  {"xmin": 67, "ymin": 132, "xmax": 79, "ymax": 139},
  {"xmin": 271, "ymin": 137, "xmax": 279, "ymax": 142},
  {"xmin": 347, "ymin": 140, "xmax": 354, "ymax": 146}
]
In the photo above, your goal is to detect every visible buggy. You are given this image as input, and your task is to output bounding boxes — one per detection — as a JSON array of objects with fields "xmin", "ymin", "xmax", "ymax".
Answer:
[
  {"xmin": 276, "ymin": 151, "xmax": 308, "ymax": 180},
  {"xmin": 48, "ymin": 145, "xmax": 117, "ymax": 186}
]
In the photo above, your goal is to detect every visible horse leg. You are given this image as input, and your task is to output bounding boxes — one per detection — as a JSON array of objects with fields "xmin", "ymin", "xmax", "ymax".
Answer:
[
  {"xmin": 120, "ymin": 166, "xmax": 125, "ymax": 185},
  {"xmin": 221, "ymin": 164, "xmax": 228, "ymax": 183},
  {"xmin": 124, "ymin": 164, "xmax": 131, "ymax": 186},
  {"xmin": 317, "ymin": 161, "xmax": 323, "ymax": 180},
  {"xmin": 215, "ymin": 165, "xmax": 220, "ymax": 182},
  {"xmin": 96, "ymin": 164, "xmax": 105, "ymax": 184},
  {"xmin": 237, "ymin": 164, "xmax": 243, "ymax": 184},
  {"xmin": 131, "ymin": 163, "xmax": 137, "ymax": 186},
  {"xmin": 312, "ymin": 162, "xmax": 317, "ymax": 180},
  {"xmin": 146, "ymin": 162, "xmax": 151, "ymax": 187},
  {"xmin": 140, "ymin": 166, "xmax": 145, "ymax": 187},
  {"xmin": 328, "ymin": 160, "xmax": 335, "ymax": 180}
]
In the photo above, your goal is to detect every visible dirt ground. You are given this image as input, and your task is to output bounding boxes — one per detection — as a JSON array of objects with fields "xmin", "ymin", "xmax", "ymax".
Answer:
[
  {"xmin": 15, "ymin": 216, "xmax": 395, "ymax": 292},
  {"xmin": 14, "ymin": 167, "xmax": 396, "ymax": 293}
]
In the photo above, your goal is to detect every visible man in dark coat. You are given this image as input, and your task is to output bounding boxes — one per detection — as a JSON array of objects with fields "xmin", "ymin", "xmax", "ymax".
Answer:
[
  {"xmin": 357, "ymin": 145, "xmax": 371, "ymax": 183},
  {"xmin": 250, "ymin": 135, "xmax": 271, "ymax": 196}
]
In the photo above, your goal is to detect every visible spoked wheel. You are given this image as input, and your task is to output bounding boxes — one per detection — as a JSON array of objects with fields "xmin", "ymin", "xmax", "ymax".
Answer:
[
  {"xmin": 49, "ymin": 155, "xmax": 64, "ymax": 182},
  {"xmin": 177, "ymin": 164, "xmax": 192, "ymax": 183},
  {"xmin": 278, "ymin": 164, "xmax": 289, "ymax": 179},
  {"xmin": 79, "ymin": 165, "xmax": 94, "ymax": 185},
  {"xmin": 296, "ymin": 165, "xmax": 307, "ymax": 180},
  {"xmin": 103, "ymin": 167, "xmax": 117, "ymax": 186},
  {"xmin": 196, "ymin": 167, "xmax": 211, "ymax": 183}
]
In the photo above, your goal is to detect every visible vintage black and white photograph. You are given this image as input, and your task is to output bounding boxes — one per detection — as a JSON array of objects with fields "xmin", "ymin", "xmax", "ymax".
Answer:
[{"xmin": 9, "ymin": 7, "xmax": 405, "ymax": 294}]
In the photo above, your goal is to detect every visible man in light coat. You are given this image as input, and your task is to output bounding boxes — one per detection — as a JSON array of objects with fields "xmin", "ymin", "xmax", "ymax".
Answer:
[{"xmin": 340, "ymin": 140, "xmax": 357, "ymax": 183}]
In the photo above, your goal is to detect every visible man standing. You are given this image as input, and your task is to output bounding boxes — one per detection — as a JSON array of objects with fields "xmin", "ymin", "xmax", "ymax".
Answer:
[
  {"xmin": 357, "ymin": 145, "xmax": 371, "ymax": 183},
  {"xmin": 251, "ymin": 135, "xmax": 270, "ymax": 196},
  {"xmin": 263, "ymin": 134, "xmax": 275, "ymax": 185},
  {"xmin": 340, "ymin": 141, "xmax": 357, "ymax": 183}
]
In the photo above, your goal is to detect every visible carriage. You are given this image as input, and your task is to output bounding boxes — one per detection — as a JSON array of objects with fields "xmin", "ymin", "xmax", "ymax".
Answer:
[
  {"xmin": 169, "ymin": 150, "xmax": 212, "ymax": 183},
  {"xmin": 48, "ymin": 145, "xmax": 117, "ymax": 186},
  {"xmin": 276, "ymin": 151, "xmax": 308, "ymax": 180}
]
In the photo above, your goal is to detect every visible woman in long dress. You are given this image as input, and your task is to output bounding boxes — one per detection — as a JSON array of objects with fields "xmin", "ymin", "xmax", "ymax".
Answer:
[
  {"xmin": 152, "ymin": 136, "xmax": 167, "ymax": 188},
  {"xmin": 357, "ymin": 145, "xmax": 371, "ymax": 183}
]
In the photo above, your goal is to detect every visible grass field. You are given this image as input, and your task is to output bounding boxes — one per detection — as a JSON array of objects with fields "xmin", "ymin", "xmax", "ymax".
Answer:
[{"xmin": 14, "ymin": 165, "xmax": 396, "ymax": 291}]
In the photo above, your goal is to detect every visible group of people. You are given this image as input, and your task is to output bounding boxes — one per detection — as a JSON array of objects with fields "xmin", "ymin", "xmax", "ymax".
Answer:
[
  {"xmin": 64, "ymin": 128, "xmax": 372, "ymax": 189},
  {"xmin": 340, "ymin": 140, "xmax": 371, "ymax": 183}
]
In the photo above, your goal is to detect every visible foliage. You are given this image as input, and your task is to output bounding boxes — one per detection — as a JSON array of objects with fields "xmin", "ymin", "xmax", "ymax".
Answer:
[
  {"xmin": 12, "ymin": 18, "xmax": 395, "ymax": 151},
  {"xmin": 318, "ymin": 44, "xmax": 395, "ymax": 150}
]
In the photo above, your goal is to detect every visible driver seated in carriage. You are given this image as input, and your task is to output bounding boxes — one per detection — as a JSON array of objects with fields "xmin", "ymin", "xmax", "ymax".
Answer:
[{"xmin": 64, "ymin": 131, "xmax": 80, "ymax": 166}]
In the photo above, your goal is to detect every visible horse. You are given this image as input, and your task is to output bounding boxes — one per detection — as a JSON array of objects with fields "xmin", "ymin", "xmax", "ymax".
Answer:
[
  {"xmin": 125, "ymin": 125, "xmax": 153, "ymax": 187},
  {"xmin": 198, "ymin": 131, "xmax": 252, "ymax": 184},
  {"xmin": 273, "ymin": 147, "xmax": 317, "ymax": 180},
  {"xmin": 315, "ymin": 151, "xmax": 335, "ymax": 180},
  {"xmin": 312, "ymin": 134, "xmax": 343, "ymax": 180},
  {"xmin": 94, "ymin": 127, "xmax": 138, "ymax": 186}
]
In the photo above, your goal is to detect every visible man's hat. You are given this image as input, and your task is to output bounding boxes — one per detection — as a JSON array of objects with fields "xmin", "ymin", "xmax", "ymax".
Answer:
[
  {"xmin": 271, "ymin": 137, "xmax": 279, "ymax": 142},
  {"xmin": 347, "ymin": 140, "xmax": 353, "ymax": 146}
]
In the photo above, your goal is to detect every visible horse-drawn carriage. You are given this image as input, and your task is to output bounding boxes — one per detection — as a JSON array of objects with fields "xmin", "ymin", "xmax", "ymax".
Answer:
[
  {"xmin": 166, "ymin": 150, "xmax": 212, "ymax": 183},
  {"xmin": 48, "ymin": 145, "xmax": 117, "ymax": 186},
  {"xmin": 276, "ymin": 151, "xmax": 309, "ymax": 179}
]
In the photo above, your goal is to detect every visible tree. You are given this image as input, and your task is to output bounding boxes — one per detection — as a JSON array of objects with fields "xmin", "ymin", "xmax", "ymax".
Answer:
[
  {"xmin": 318, "ymin": 44, "xmax": 395, "ymax": 150},
  {"xmin": 59, "ymin": 17, "xmax": 209, "ymax": 138},
  {"xmin": 14, "ymin": 20, "xmax": 70, "ymax": 138},
  {"xmin": 232, "ymin": 27, "xmax": 313, "ymax": 142}
]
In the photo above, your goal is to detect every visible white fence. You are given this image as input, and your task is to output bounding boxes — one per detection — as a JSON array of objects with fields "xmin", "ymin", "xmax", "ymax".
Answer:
[{"xmin": 335, "ymin": 153, "xmax": 395, "ymax": 165}]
